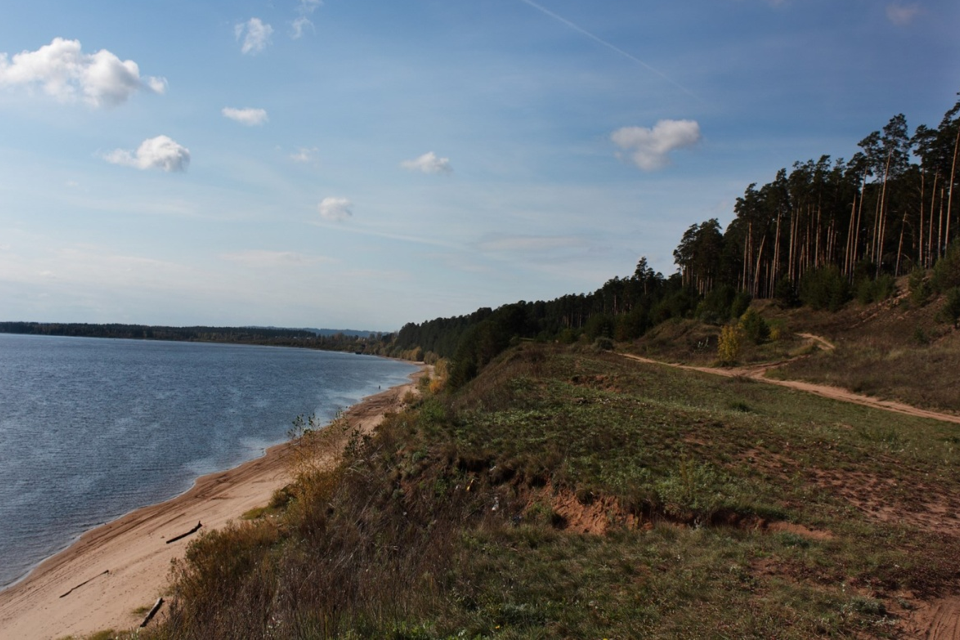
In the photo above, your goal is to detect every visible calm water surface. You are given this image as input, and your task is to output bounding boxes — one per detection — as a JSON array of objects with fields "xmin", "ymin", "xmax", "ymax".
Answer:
[{"xmin": 0, "ymin": 333, "xmax": 418, "ymax": 588}]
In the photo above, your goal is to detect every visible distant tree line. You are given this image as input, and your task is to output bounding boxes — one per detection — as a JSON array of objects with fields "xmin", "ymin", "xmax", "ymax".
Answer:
[
  {"xmin": 396, "ymin": 94, "xmax": 960, "ymax": 386},
  {"xmin": 0, "ymin": 322, "xmax": 394, "ymax": 354}
]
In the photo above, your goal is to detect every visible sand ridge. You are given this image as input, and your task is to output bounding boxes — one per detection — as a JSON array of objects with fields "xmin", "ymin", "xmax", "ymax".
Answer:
[{"xmin": 0, "ymin": 367, "xmax": 425, "ymax": 640}]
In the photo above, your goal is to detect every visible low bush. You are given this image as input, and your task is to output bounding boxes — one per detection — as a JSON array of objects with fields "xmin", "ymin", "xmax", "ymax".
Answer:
[{"xmin": 800, "ymin": 265, "xmax": 850, "ymax": 311}]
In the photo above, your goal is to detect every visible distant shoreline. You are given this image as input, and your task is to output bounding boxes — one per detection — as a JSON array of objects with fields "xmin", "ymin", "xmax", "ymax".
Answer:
[
  {"xmin": 0, "ymin": 321, "xmax": 394, "ymax": 356},
  {"xmin": 0, "ymin": 365, "xmax": 427, "ymax": 639}
]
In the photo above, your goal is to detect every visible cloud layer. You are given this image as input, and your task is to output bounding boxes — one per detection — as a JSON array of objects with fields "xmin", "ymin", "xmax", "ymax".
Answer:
[
  {"xmin": 400, "ymin": 151, "xmax": 453, "ymax": 174},
  {"xmin": 611, "ymin": 120, "xmax": 701, "ymax": 171},
  {"xmin": 236, "ymin": 18, "xmax": 273, "ymax": 55},
  {"xmin": 318, "ymin": 197, "xmax": 352, "ymax": 222},
  {"xmin": 104, "ymin": 135, "xmax": 191, "ymax": 172},
  {"xmin": 0, "ymin": 38, "xmax": 166, "ymax": 107},
  {"xmin": 222, "ymin": 107, "xmax": 268, "ymax": 126}
]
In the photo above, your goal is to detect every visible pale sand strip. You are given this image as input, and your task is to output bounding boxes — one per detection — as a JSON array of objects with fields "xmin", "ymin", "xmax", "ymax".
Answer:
[{"xmin": 0, "ymin": 367, "xmax": 425, "ymax": 640}]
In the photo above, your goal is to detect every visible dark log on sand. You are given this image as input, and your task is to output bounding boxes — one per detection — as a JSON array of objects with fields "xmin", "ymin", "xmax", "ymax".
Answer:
[
  {"xmin": 165, "ymin": 521, "xmax": 202, "ymax": 544},
  {"xmin": 140, "ymin": 597, "xmax": 164, "ymax": 628},
  {"xmin": 59, "ymin": 570, "xmax": 109, "ymax": 598}
]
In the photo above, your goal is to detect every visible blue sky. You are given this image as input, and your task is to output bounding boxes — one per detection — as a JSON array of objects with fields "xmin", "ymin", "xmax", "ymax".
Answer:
[{"xmin": 0, "ymin": 0, "xmax": 957, "ymax": 330}]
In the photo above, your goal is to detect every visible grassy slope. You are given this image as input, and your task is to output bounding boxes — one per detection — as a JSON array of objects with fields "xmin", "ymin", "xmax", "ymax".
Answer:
[
  {"xmin": 634, "ymin": 285, "xmax": 960, "ymax": 414},
  {"xmin": 142, "ymin": 343, "xmax": 960, "ymax": 639}
]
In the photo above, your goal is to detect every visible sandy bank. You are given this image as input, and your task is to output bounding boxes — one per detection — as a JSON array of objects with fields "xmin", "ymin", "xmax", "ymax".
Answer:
[{"xmin": 0, "ymin": 367, "xmax": 425, "ymax": 640}]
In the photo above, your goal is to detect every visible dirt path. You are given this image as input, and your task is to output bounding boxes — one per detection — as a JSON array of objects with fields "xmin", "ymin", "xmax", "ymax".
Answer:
[
  {"xmin": 0, "ymin": 366, "xmax": 428, "ymax": 640},
  {"xmin": 622, "ymin": 351, "xmax": 960, "ymax": 426},
  {"xmin": 796, "ymin": 332, "xmax": 836, "ymax": 351},
  {"xmin": 906, "ymin": 597, "xmax": 960, "ymax": 639}
]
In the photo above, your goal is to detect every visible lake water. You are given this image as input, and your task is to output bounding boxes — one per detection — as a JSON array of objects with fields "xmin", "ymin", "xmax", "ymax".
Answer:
[{"xmin": 0, "ymin": 333, "xmax": 418, "ymax": 589}]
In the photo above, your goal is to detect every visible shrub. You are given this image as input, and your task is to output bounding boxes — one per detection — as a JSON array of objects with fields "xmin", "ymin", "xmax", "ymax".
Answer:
[
  {"xmin": 856, "ymin": 274, "xmax": 896, "ymax": 304},
  {"xmin": 584, "ymin": 314, "xmax": 615, "ymax": 340},
  {"xmin": 940, "ymin": 287, "xmax": 960, "ymax": 328},
  {"xmin": 593, "ymin": 336, "xmax": 615, "ymax": 351},
  {"xmin": 738, "ymin": 308, "xmax": 770, "ymax": 345},
  {"xmin": 909, "ymin": 267, "xmax": 932, "ymax": 306},
  {"xmin": 932, "ymin": 239, "xmax": 960, "ymax": 293},
  {"xmin": 697, "ymin": 285, "xmax": 739, "ymax": 324},
  {"xmin": 799, "ymin": 266, "xmax": 850, "ymax": 311},
  {"xmin": 774, "ymin": 277, "xmax": 800, "ymax": 308},
  {"xmin": 730, "ymin": 290, "xmax": 753, "ymax": 319},
  {"xmin": 717, "ymin": 324, "xmax": 743, "ymax": 365}
]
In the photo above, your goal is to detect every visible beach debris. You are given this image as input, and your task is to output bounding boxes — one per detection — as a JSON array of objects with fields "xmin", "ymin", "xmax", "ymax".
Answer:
[
  {"xmin": 166, "ymin": 521, "xmax": 203, "ymax": 544},
  {"xmin": 59, "ymin": 569, "xmax": 109, "ymax": 598},
  {"xmin": 140, "ymin": 597, "xmax": 164, "ymax": 628}
]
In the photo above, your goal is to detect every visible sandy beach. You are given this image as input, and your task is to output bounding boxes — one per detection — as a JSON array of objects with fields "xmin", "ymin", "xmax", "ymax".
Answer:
[{"xmin": 0, "ymin": 367, "xmax": 424, "ymax": 640}]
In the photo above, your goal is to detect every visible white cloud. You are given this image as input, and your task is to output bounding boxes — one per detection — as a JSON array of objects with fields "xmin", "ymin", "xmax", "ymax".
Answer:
[
  {"xmin": 318, "ymin": 197, "xmax": 352, "ymax": 222},
  {"xmin": 0, "ymin": 38, "xmax": 166, "ymax": 107},
  {"xmin": 236, "ymin": 18, "xmax": 274, "ymax": 55},
  {"xmin": 290, "ymin": 147, "xmax": 319, "ymax": 163},
  {"xmin": 222, "ymin": 107, "xmax": 268, "ymax": 126},
  {"xmin": 611, "ymin": 120, "xmax": 701, "ymax": 171},
  {"xmin": 291, "ymin": 0, "xmax": 323, "ymax": 38},
  {"xmin": 104, "ymin": 135, "xmax": 191, "ymax": 172},
  {"xmin": 291, "ymin": 17, "xmax": 315, "ymax": 39},
  {"xmin": 400, "ymin": 151, "xmax": 453, "ymax": 175},
  {"xmin": 220, "ymin": 250, "xmax": 334, "ymax": 267},
  {"xmin": 886, "ymin": 3, "xmax": 921, "ymax": 25}
]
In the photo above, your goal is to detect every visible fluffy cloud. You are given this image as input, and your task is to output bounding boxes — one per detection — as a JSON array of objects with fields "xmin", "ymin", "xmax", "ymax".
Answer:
[
  {"xmin": 222, "ymin": 107, "xmax": 268, "ymax": 126},
  {"xmin": 886, "ymin": 3, "xmax": 921, "ymax": 25},
  {"xmin": 611, "ymin": 120, "xmax": 701, "ymax": 171},
  {"xmin": 0, "ymin": 38, "xmax": 166, "ymax": 107},
  {"xmin": 318, "ymin": 197, "xmax": 352, "ymax": 222},
  {"xmin": 104, "ymin": 135, "xmax": 191, "ymax": 172},
  {"xmin": 236, "ymin": 18, "xmax": 273, "ymax": 55},
  {"xmin": 400, "ymin": 151, "xmax": 453, "ymax": 175}
]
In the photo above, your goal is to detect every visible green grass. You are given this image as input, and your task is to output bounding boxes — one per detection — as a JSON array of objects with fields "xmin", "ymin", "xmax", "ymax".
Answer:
[{"xmin": 142, "ymin": 343, "xmax": 960, "ymax": 638}]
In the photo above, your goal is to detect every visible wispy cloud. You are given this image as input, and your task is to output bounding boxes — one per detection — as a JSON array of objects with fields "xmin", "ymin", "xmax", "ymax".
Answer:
[
  {"xmin": 236, "ymin": 18, "xmax": 273, "ymax": 55},
  {"xmin": 290, "ymin": 147, "xmax": 319, "ymax": 163},
  {"xmin": 291, "ymin": 0, "xmax": 323, "ymax": 39},
  {"xmin": 400, "ymin": 151, "xmax": 453, "ymax": 175},
  {"xmin": 220, "ymin": 250, "xmax": 334, "ymax": 267},
  {"xmin": 516, "ymin": 0, "xmax": 699, "ymax": 101},
  {"xmin": 0, "ymin": 38, "xmax": 166, "ymax": 107},
  {"xmin": 103, "ymin": 135, "xmax": 191, "ymax": 172},
  {"xmin": 478, "ymin": 235, "xmax": 582, "ymax": 253},
  {"xmin": 222, "ymin": 107, "xmax": 268, "ymax": 126},
  {"xmin": 318, "ymin": 197, "xmax": 352, "ymax": 222},
  {"xmin": 886, "ymin": 3, "xmax": 921, "ymax": 25},
  {"xmin": 611, "ymin": 120, "xmax": 701, "ymax": 171}
]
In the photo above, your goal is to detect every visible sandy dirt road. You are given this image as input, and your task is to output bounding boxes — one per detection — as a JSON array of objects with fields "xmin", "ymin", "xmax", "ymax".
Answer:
[{"xmin": 622, "ymin": 350, "xmax": 960, "ymax": 426}]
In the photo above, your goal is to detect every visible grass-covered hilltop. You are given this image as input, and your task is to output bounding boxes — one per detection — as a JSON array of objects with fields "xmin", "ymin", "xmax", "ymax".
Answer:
[{"xmin": 91, "ymin": 98, "xmax": 960, "ymax": 639}]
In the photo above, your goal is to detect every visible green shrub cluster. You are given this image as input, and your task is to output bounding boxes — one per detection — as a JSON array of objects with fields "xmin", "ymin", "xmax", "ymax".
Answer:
[{"xmin": 799, "ymin": 265, "xmax": 850, "ymax": 311}]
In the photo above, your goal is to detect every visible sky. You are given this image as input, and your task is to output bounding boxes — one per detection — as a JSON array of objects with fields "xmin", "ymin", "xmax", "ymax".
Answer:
[{"xmin": 0, "ymin": 0, "xmax": 957, "ymax": 331}]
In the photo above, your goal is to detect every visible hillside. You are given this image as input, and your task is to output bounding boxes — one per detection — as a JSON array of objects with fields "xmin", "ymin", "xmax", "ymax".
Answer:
[
  {"xmin": 631, "ymin": 281, "xmax": 960, "ymax": 416},
  {"xmin": 136, "ymin": 330, "xmax": 960, "ymax": 639}
]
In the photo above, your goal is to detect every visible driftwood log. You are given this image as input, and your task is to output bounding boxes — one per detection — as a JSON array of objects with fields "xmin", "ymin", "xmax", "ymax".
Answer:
[
  {"xmin": 58, "ymin": 570, "xmax": 109, "ymax": 598},
  {"xmin": 140, "ymin": 597, "xmax": 164, "ymax": 627},
  {"xmin": 165, "ymin": 521, "xmax": 202, "ymax": 544}
]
